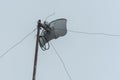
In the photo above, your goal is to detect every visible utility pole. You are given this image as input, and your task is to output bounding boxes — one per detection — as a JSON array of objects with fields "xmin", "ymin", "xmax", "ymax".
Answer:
[{"xmin": 32, "ymin": 20, "xmax": 41, "ymax": 80}]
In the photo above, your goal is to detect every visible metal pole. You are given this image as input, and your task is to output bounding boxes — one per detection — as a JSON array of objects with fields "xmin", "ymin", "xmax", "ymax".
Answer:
[{"xmin": 32, "ymin": 20, "xmax": 41, "ymax": 80}]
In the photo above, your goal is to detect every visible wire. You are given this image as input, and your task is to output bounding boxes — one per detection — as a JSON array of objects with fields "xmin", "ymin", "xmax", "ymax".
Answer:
[
  {"xmin": 54, "ymin": 28, "xmax": 120, "ymax": 37},
  {"xmin": 67, "ymin": 30, "xmax": 120, "ymax": 37},
  {"xmin": 55, "ymin": 28, "xmax": 120, "ymax": 37},
  {"xmin": 50, "ymin": 42, "xmax": 73, "ymax": 80},
  {"xmin": 39, "ymin": 29, "xmax": 50, "ymax": 51},
  {"xmin": 39, "ymin": 36, "xmax": 50, "ymax": 51},
  {"xmin": 0, "ymin": 28, "xmax": 37, "ymax": 58},
  {"xmin": 44, "ymin": 12, "xmax": 56, "ymax": 21}
]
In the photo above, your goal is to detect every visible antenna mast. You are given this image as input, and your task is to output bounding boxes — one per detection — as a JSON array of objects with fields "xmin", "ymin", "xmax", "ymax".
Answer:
[
  {"xmin": 32, "ymin": 20, "xmax": 41, "ymax": 80},
  {"xmin": 32, "ymin": 18, "xmax": 67, "ymax": 80}
]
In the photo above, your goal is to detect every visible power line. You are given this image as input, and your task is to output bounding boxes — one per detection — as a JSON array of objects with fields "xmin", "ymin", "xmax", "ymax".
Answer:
[
  {"xmin": 50, "ymin": 42, "xmax": 73, "ymax": 80},
  {"xmin": 1, "ymin": 28, "xmax": 119, "ymax": 58},
  {"xmin": 67, "ymin": 30, "xmax": 120, "ymax": 37},
  {"xmin": 0, "ymin": 28, "xmax": 37, "ymax": 58}
]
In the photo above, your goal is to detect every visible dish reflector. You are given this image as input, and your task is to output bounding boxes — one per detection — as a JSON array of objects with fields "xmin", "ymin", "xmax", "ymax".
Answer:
[{"xmin": 39, "ymin": 18, "xmax": 67, "ymax": 47}]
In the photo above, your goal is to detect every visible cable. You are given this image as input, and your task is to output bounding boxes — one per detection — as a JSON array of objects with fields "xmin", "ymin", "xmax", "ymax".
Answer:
[
  {"xmin": 55, "ymin": 28, "xmax": 120, "ymax": 37},
  {"xmin": 39, "ymin": 36, "xmax": 50, "ymax": 51},
  {"xmin": 50, "ymin": 42, "xmax": 73, "ymax": 80},
  {"xmin": 39, "ymin": 30, "xmax": 50, "ymax": 51},
  {"xmin": 0, "ymin": 28, "xmax": 37, "ymax": 58},
  {"xmin": 44, "ymin": 12, "xmax": 56, "ymax": 21},
  {"xmin": 67, "ymin": 30, "xmax": 120, "ymax": 37}
]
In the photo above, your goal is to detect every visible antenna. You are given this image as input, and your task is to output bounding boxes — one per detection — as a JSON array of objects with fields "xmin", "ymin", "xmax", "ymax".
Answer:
[
  {"xmin": 39, "ymin": 18, "xmax": 67, "ymax": 49},
  {"xmin": 32, "ymin": 18, "xmax": 67, "ymax": 80}
]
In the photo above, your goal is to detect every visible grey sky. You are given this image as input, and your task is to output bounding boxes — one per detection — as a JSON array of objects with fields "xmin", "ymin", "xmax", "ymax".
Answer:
[{"xmin": 0, "ymin": 0, "xmax": 120, "ymax": 80}]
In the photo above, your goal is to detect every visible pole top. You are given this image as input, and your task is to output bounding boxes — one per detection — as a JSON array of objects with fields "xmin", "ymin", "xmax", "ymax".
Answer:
[
  {"xmin": 38, "ymin": 20, "xmax": 41, "ymax": 23},
  {"xmin": 37, "ymin": 19, "xmax": 42, "ymax": 28}
]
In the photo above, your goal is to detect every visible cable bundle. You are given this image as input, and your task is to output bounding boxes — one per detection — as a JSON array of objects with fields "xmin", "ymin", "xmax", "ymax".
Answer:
[{"xmin": 39, "ymin": 29, "xmax": 50, "ymax": 51}]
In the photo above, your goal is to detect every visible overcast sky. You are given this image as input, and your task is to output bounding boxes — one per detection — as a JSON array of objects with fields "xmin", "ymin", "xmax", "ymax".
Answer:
[{"xmin": 0, "ymin": 0, "xmax": 120, "ymax": 80}]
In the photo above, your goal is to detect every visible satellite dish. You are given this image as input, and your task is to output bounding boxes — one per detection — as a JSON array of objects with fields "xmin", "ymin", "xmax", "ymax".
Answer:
[{"xmin": 39, "ymin": 18, "xmax": 67, "ymax": 49}]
